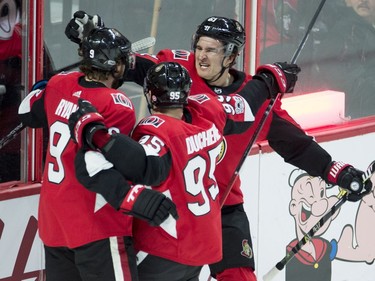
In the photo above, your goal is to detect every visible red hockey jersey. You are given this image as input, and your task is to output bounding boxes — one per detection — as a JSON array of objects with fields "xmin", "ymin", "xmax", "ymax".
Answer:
[
  {"xmin": 18, "ymin": 71, "xmax": 136, "ymax": 248},
  {"xmin": 144, "ymin": 49, "xmax": 274, "ymax": 206},
  {"xmin": 131, "ymin": 95, "xmax": 226, "ymax": 266},
  {"xmin": 135, "ymin": 49, "xmax": 327, "ymax": 207}
]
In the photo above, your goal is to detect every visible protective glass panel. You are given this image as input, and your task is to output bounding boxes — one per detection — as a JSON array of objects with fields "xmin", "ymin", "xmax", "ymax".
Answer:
[
  {"xmin": 43, "ymin": 0, "xmax": 245, "ymax": 119},
  {"xmin": 258, "ymin": 0, "xmax": 375, "ymax": 120},
  {"xmin": 0, "ymin": 0, "xmax": 22, "ymax": 183}
]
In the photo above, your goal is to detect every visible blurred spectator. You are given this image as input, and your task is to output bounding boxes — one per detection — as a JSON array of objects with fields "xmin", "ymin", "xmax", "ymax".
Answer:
[
  {"xmin": 0, "ymin": 0, "xmax": 22, "ymax": 182},
  {"xmin": 259, "ymin": 0, "xmax": 298, "ymax": 55},
  {"xmin": 315, "ymin": 0, "xmax": 375, "ymax": 119},
  {"xmin": 259, "ymin": 0, "xmax": 340, "ymax": 94}
]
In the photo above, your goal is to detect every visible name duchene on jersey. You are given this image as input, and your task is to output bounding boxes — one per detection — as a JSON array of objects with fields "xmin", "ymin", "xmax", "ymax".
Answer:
[{"xmin": 186, "ymin": 124, "xmax": 221, "ymax": 155}]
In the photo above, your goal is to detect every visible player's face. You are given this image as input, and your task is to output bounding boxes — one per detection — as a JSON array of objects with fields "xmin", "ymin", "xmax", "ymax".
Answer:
[{"xmin": 194, "ymin": 36, "xmax": 232, "ymax": 86}]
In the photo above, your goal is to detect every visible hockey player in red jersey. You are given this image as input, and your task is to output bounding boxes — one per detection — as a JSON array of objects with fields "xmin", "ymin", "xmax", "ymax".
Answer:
[
  {"xmin": 66, "ymin": 14, "xmax": 372, "ymax": 281},
  {"xmin": 69, "ymin": 62, "xmax": 228, "ymax": 280},
  {"xmin": 17, "ymin": 28, "xmax": 176, "ymax": 281}
]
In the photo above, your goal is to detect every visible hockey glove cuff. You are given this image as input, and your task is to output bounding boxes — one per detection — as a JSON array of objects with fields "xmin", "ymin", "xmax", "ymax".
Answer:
[
  {"xmin": 120, "ymin": 185, "xmax": 179, "ymax": 226},
  {"xmin": 68, "ymin": 99, "xmax": 107, "ymax": 150},
  {"xmin": 254, "ymin": 62, "xmax": 300, "ymax": 98}
]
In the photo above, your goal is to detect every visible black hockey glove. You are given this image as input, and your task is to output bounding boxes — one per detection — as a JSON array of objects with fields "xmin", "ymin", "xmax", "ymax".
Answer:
[
  {"xmin": 65, "ymin": 10, "xmax": 105, "ymax": 44},
  {"xmin": 68, "ymin": 99, "xmax": 107, "ymax": 149},
  {"xmin": 120, "ymin": 185, "xmax": 179, "ymax": 226},
  {"xmin": 253, "ymin": 62, "xmax": 301, "ymax": 98},
  {"xmin": 324, "ymin": 161, "xmax": 372, "ymax": 202}
]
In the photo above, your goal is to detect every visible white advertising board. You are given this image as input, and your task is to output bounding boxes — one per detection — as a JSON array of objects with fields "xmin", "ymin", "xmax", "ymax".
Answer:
[
  {"xmin": 0, "ymin": 194, "xmax": 44, "ymax": 280},
  {"xmin": 1, "ymin": 133, "xmax": 374, "ymax": 281}
]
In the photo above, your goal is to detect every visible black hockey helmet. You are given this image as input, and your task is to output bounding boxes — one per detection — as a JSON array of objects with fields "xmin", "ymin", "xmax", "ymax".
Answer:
[
  {"xmin": 144, "ymin": 62, "xmax": 192, "ymax": 108},
  {"xmin": 81, "ymin": 27, "xmax": 134, "ymax": 72},
  {"xmin": 192, "ymin": 16, "xmax": 245, "ymax": 56}
]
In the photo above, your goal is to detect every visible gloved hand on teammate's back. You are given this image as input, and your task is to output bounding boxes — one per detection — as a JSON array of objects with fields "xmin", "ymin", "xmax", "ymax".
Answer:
[
  {"xmin": 120, "ymin": 185, "xmax": 179, "ymax": 226},
  {"xmin": 253, "ymin": 62, "xmax": 301, "ymax": 98},
  {"xmin": 65, "ymin": 10, "xmax": 104, "ymax": 44},
  {"xmin": 323, "ymin": 161, "xmax": 373, "ymax": 202},
  {"xmin": 68, "ymin": 99, "xmax": 108, "ymax": 150},
  {"xmin": 74, "ymin": 148, "xmax": 178, "ymax": 226}
]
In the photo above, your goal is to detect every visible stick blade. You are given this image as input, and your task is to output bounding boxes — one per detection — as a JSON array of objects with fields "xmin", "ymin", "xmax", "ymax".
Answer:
[
  {"xmin": 263, "ymin": 266, "xmax": 280, "ymax": 281},
  {"xmin": 131, "ymin": 37, "xmax": 156, "ymax": 52}
]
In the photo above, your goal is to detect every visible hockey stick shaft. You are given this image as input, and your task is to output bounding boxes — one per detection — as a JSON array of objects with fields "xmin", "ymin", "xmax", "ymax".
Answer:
[
  {"xmin": 291, "ymin": 0, "xmax": 327, "ymax": 64},
  {"xmin": 263, "ymin": 164, "xmax": 374, "ymax": 281},
  {"xmin": 0, "ymin": 122, "xmax": 25, "ymax": 150},
  {"xmin": 131, "ymin": 36, "xmax": 156, "ymax": 53},
  {"xmin": 219, "ymin": 0, "xmax": 328, "ymax": 208}
]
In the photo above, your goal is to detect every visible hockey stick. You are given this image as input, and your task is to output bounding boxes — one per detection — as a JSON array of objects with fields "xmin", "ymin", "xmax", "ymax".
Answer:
[
  {"xmin": 0, "ymin": 122, "xmax": 25, "ymax": 150},
  {"xmin": 219, "ymin": 0, "xmax": 328, "ymax": 208},
  {"xmin": 262, "ymin": 163, "xmax": 374, "ymax": 281},
  {"xmin": 290, "ymin": 0, "xmax": 327, "ymax": 64},
  {"xmin": 137, "ymin": 0, "xmax": 162, "ymax": 121},
  {"xmin": 131, "ymin": 36, "xmax": 156, "ymax": 53}
]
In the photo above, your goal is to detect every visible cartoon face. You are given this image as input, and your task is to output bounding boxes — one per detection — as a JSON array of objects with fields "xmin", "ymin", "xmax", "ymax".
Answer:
[
  {"xmin": 289, "ymin": 173, "xmax": 340, "ymax": 239},
  {"xmin": 0, "ymin": 0, "xmax": 19, "ymax": 40}
]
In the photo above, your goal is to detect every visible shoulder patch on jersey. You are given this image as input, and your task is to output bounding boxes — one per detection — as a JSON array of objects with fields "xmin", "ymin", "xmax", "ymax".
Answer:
[
  {"xmin": 188, "ymin": 94, "xmax": 210, "ymax": 104},
  {"xmin": 172, "ymin": 49, "xmax": 191, "ymax": 61},
  {"xmin": 111, "ymin": 93, "xmax": 133, "ymax": 109},
  {"xmin": 138, "ymin": 116, "xmax": 165, "ymax": 128},
  {"xmin": 72, "ymin": 90, "xmax": 82, "ymax": 98}
]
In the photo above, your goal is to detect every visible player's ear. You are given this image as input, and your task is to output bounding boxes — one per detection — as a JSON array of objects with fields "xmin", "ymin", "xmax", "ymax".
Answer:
[
  {"xmin": 113, "ymin": 62, "xmax": 125, "ymax": 78},
  {"xmin": 224, "ymin": 54, "xmax": 236, "ymax": 68}
]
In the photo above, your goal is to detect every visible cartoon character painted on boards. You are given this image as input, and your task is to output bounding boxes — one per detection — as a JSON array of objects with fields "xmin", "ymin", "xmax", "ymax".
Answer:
[{"xmin": 285, "ymin": 167, "xmax": 375, "ymax": 281}]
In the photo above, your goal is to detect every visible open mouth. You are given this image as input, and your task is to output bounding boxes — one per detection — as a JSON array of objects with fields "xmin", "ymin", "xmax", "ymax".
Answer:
[
  {"xmin": 198, "ymin": 62, "xmax": 209, "ymax": 69},
  {"xmin": 301, "ymin": 202, "xmax": 312, "ymax": 222}
]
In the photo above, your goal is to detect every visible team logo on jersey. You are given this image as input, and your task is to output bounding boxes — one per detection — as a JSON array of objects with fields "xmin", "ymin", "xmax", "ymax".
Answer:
[
  {"xmin": 240, "ymin": 239, "xmax": 253, "ymax": 259},
  {"xmin": 138, "ymin": 116, "xmax": 165, "ymax": 128},
  {"xmin": 216, "ymin": 138, "xmax": 227, "ymax": 164},
  {"xmin": 172, "ymin": 50, "xmax": 190, "ymax": 61},
  {"xmin": 188, "ymin": 94, "xmax": 210, "ymax": 104},
  {"xmin": 111, "ymin": 93, "xmax": 133, "ymax": 109}
]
